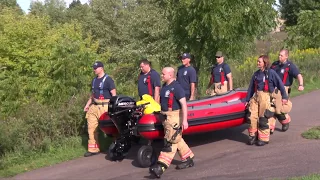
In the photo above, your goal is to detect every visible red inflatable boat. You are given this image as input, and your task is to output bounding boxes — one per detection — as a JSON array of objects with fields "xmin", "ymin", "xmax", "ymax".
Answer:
[
  {"xmin": 98, "ymin": 88, "xmax": 248, "ymax": 168},
  {"xmin": 99, "ymin": 88, "xmax": 247, "ymax": 138}
]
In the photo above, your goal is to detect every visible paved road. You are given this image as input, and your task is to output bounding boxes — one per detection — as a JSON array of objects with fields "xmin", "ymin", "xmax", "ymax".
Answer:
[{"xmin": 11, "ymin": 90, "xmax": 320, "ymax": 180}]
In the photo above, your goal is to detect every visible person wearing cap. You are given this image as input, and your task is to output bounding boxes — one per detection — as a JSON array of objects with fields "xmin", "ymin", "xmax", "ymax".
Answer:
[
  {"xmin": 205, "ymin": 51, "xmax": 233, "ymax": 96},
  {"xmin": 176, "ymin": 53, "xmax": 197, "ymax": 101},
  {"xmin": 138, "ymin": 59, "xmax": 161, "ymax": 103},
  {"xmin": 83, "ymin": 61, "xmax": 116, "ymax": 157}
]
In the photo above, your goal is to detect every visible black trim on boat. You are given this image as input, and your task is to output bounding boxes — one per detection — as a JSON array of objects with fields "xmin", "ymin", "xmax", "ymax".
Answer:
[{"xmin": 99, "ymin": 120, "xmax": 115, "ymax": 127}]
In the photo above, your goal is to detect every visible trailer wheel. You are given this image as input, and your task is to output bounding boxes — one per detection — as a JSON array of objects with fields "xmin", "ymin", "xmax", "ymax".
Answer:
[
  {"xmin": 108, "ymin": 142, "xmax": 125, "ymax": 161},
  {"xmin": 137, "ymin": 145, "xmax": 156, "ymax": 168}
]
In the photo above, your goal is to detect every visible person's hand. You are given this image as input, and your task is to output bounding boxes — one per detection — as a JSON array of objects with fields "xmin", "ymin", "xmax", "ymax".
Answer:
[
  {"xmin": 298, "ymin": 85, "xmax": 304, "ymax": 91},
  {"xmin": 182, "ymin": 121, "xmax": 189, "ymax": 130},
  {"xmin": 84, "ymin": 105, "xmax": 90, "ymax": 112},
  {"xmin": 189, "ymin": 96, "xmax": 195, "ymax": 101},
  {"xmin": 282, "ymin": 99, "xmax": 288, "ymax": 105},
  {"xmin": 205, "ymin": 89, "xmax": 210, "ymax": 95}
]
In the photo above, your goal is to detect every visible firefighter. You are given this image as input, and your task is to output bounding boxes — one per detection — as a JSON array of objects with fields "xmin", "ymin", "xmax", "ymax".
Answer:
[
  {"xmin": 205, "ymin": 51, "xmax": 233, "ymax": 96},
  {"xmin": 269, "ymin": 49, "xmax": 304, "ymax": 133},
  {"xmin": 245, "ymin": 55, "xmax": 288, "ymax": 146},
  {"xmin": 83, "ymin": 61, "xmax": 116, "ymax": 157},
  {"xmin": 138, "ymin": 59, "xmax": 161, "ymax": 103},
  {"xmin": 149, "ymin": 67, "xmax": 195, "ymax": 178},
  {"xmin": 176, "ymin": 53, "xmax": 197, "ymax": 101}
]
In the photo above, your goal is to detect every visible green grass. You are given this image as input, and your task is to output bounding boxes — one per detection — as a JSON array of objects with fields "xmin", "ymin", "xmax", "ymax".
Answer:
[
  {"xmin": 0, "ymin": 132, "xmax": 112, "ymax": 177},
  {"xmin": 301, "ymin": 126, "xmax": 320, "ymax": 140},
  {"xmin": 289, "ymin": 174, "xmax": 320, "ymax": 180}
]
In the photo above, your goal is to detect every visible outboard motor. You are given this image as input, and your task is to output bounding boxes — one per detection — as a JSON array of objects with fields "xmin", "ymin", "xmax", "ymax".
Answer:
[{"xmin": 107, "ymin": 95, "xmax": 147, "ymax": 161}]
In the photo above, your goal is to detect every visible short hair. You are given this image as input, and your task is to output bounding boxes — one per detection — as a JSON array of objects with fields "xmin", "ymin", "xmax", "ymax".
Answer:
[
  {"xmin": 280, "ymin": 49, "xmax": 289, "ymax": 56},
  {"xmin": 139, "ymin": 59, "xmax": 151, "ymax": 66},
  {"xmin": 259, "ymin": 55, "xmax": 271, "ymax": 68}
]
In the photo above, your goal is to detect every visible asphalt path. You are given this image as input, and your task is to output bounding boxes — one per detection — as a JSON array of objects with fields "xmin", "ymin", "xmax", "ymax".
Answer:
[{"xmin": 10, "ymin": 90, "xmax": 320, "ymax": 180}]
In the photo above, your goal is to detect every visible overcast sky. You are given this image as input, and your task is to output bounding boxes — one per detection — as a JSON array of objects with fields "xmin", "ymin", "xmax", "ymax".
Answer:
[{"xmin": 17, "ymin": 0, "xmax": 89, "ymax": 13}]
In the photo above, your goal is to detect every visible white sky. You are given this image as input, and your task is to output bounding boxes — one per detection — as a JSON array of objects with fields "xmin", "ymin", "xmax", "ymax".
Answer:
[{"xmin": 17, "ymin": 0, "xmax": 90, "ymax": 13}]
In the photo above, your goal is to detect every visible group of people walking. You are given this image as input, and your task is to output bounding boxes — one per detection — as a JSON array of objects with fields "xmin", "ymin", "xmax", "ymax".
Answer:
[{"xmin": 83, "ymin": 49, "xmax": 304, "ymax": 178}]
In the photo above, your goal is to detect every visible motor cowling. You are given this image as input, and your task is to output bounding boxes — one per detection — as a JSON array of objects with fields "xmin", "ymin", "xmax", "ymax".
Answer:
[
  {"xmin": 107, "ymin": 95, "xmax": 137, "ymax": 134},
  {"xmin": 108, "ymin": 95, "xmax": 136, "ymax": 115}
]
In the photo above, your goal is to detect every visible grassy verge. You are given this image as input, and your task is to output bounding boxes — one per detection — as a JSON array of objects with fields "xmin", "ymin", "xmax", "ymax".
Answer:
[
  {"xmin": 289, "ymin": 174, "xmax": 320, "ymax": 180},
  {"xmin": 0, "ymin": 132, "xmax": 112, "ymax": 177},
  {"xmin": 301, "ymin": 126, "xmax": 320, "ymax": 140}
]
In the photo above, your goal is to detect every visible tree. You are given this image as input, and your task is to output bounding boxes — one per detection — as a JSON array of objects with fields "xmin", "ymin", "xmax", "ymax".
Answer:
[
  {"xmin": 29, "ymin": 0, "xmax": 67, "ymax": 25},
  {"xmin": 0, "ymin": 9, "xmax": 100, "ymax": 116},
  {"xmin": 279, "ymin": 0, "xmax": 320, "ymax": 26},
  {"xmin": 0, "ymin": 0, "xmax": 23, "ymax": 14},
  {"xmin": 285, "ymin": 10, "xmax": 320, "ymax": 49},
  {"xmin": 164, "ymin": 0, "xmax": 278, "ymax": 72}
]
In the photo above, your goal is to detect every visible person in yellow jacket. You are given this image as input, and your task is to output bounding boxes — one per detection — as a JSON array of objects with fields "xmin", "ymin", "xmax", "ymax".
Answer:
[{"xmin": 83, "ymin": 61, "xmax": 116, "ymax": 157}]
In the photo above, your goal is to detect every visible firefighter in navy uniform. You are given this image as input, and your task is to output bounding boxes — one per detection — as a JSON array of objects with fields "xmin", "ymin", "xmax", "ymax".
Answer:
[
  {"xmin": 269, "ymin": 49, "xmax": 304, "ymax": 133},
  {"xmin": 176, "ymin": 53, "xmax": 197, "ymax": 101},
  {"xmin": 149, "ymin": 67, "xmax": 195, "ymax": 178},
  {"xmin": 245, "ymin": 55, "xmax": 288, "ymax": 146},
  {"xmin": 206, "ymin": 51, "xmax": 233, "ymax": 96},
  {"xmin": 138, "ymin": 59, "xmax": 161, "ymax": 103},
  {"xmin": 83, "ymin": 61, "xmax": 116, "ymax": 157}
]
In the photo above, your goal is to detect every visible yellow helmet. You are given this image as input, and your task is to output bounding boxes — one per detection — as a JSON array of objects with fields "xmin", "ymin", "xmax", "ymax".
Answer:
[{"xmin": 136, "ymin": 94, "xmax": 161, "ymax": 114}]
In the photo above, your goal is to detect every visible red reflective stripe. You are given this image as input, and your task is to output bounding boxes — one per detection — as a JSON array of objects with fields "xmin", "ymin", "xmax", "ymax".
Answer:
[
  {"xmin": 258, "ymin": 133, "xmax": 270, "ymax": 138},
  {"xmin": 168, "ymin": 92, "xmax": 174, "ymax": 109},
  {"xmin": 146, "ymin": 74, "xmax": 153, "ymax": 96},
  {"xmin": 264, "ymin": 79, "xmax": 269, "ymax": 91},
  {"xmin": 88, "ymin": 144, "xmax": 98, "ymax": 148},
  {"xmin": 159, "ymin": 153, "xmax": 172, "ymax": 164},
  {"xmin": 182, "ymin": 149, "xmax": 192, "ymax": 160},
  {"xmin": 248, "ymin": 128, "xmax": 257, "ymax": 134},
  {"xmin": 282, "ymin": 67, "xmax": 290, "ymax": 84},
  {"xmin": 220, "ymin": 71, "xmax": 225, "ymax": 85}
]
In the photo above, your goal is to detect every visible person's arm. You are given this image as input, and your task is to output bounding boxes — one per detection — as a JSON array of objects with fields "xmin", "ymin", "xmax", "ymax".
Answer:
[
  {"xmin": 297, "ymin": 74, "xmax": 304, "ymax": 91},
  {"xmin": 245, "ymin": 74, "xmax": 255, "ymax": 105},
  {"xmin": 189, "ymin": 68, "xmax": 197, "ymax": 100},
  {"xmin": 153, "ymin": 71, "xmax": 161, "ymax": 103},
  {"xmin": 206, "ymin": 68, "xmax": 214, "ymax": 94},
  {"xmin": 107, "ymin": 77, "xmax": 117, "ymax": 96},
  {"xmin": 179, "ymin": 97, "xmax": 188, "ymax": 130},
  {"xmin": 290, "ymin": 63, "xmax": 304, "ymax": 91},
  {"xmin": 190, "ymin": 83, "xmax": 195, "ymax": 100},
  {"xmin": 154, "ymin": 86, "xmax": 160, "ymax": 103},
  {"xmin": 110, "ymin": 89, "xmax": 116, "ymax": 96},
  {"xmin": 224, "ymin": 64, "xmax": 233, "ymax": 90},
  {"xmin": 226, "ymin": 73, "xmax": 233, "ymax": 90},
  {"xmin": 84, "ymin": 95, "xmax": 92, "ymax": 112}
]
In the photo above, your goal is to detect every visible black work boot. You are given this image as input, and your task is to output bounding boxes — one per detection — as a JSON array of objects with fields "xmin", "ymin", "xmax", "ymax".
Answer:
[
  {"xmin": 149, "ymin": 162, "xmax": 167, "ymax": 178},
  {"xmin": 84, "ymin": 152, "xmax": 100, "ymax": 157},
  {"xmin": 247, "ymin": 136, "xmax": 257, "ymax": 145},
  {"xmin": 176, "ymin": 156, "xmax": 194, "ymax": 170},
  {"xmin": 282, "ymin": 123, "xmax": 289, "ymax": 132},
  {"xmin": 256, "ymin": 140, "xmax": 269, "ymax": 146}
]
